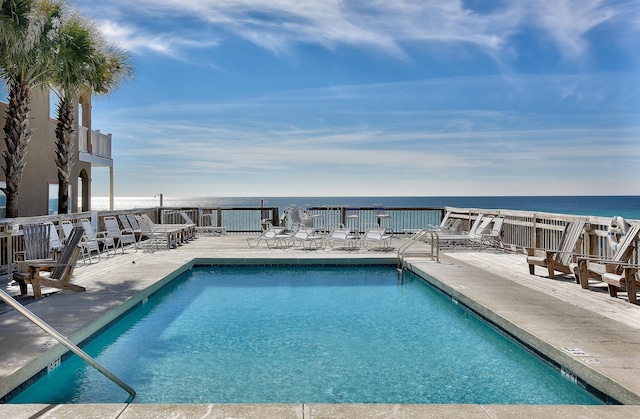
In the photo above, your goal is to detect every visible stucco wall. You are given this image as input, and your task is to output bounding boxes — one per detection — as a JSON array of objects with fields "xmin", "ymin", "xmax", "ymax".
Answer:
[{"xmin": 0, "ymin": 87, "xmax": 87, "ymax": 217}]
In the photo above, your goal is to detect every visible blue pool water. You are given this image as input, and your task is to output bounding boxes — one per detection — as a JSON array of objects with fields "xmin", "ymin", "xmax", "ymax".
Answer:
[{"xmin": 10, "ymin": 266, "xmax": 602, "ymax": 405}]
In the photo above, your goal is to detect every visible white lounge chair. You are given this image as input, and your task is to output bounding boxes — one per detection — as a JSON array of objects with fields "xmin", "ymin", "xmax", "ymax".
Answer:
[
  {"xmin": 362, "ymin": 225, "xmax": 393, "ymax": 250},
  {"xmin": 427, "ymin": 211, "xmax": 461, "ymax": 233},
  {"xmin": 247, "ymin": 223, "xmax": 293, "ymax": 249},
  {"xmin": 479, "ymin": 217, "xmax": 504, "ymax": 248},
  {"xmin": 104, "ymin": 216, "xmax": 137, "ymax": 253},
  {"xmin": 326, "ymin": 224, "xmax": 360, "ymax": 250},
  {"xmin": 135, "ymin": 215, "xmax": 178, "ymax": 251},
  {"xmin": 141, "ymin": 213, "xmax": 193, "ymax": 243},
  {"xmin": 118, "ymin": 214, "xmax": 143, "ymax": 244},
  {"xmin": 46, "ymin": 222, "xmax": 65, "ymax": 255},
  {"xmin": 430, "ymin": 215, "xmax": 492, "ymax": 248},
  {"xmin": 82, "ymin": 218, "xmax": 116, "ymax": 257},
  {"xmin": 62, "ymin": 220, "xmax": 101, "ymax": 264},
  {"xmin": 181, "ymin": 211, "xmax": 227, "ymax": 236},
  {"xmin": 288, "ymin": 228, "xmax": 324, "ymax": 250}
]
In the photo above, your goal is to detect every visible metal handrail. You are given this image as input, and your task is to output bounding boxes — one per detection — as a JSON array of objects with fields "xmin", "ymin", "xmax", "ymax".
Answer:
[
  {"xmin": 397, "ymin": 229, "xmax": 439, "ymax": 271},
  {"xmin": 0, "ymin": 289, "xmax": 136, "ymax": 402}
]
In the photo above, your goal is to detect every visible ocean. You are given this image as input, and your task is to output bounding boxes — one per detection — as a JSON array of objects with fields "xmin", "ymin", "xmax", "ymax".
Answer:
[{"xmin": 90, "ymin": 196, "xmax": 640, "ymax": 221}]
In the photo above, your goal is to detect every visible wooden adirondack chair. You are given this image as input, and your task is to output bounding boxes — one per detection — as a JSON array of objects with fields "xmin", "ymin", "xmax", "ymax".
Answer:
[
  {"xmin": 15, "ymin": 226, "xmax": 86, "ymax": 299},
  {"xmin": 526, "ymin": 221, "xmax": 585, "ymax": 278},
  {"xmin": 574, "ymin": 225, "xmax": 640, "ymax": 292}
]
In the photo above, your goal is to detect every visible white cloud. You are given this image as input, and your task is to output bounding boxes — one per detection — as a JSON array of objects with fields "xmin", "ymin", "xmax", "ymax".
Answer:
[
  {"xmin": 78, "ymin": 0, "xmax": 638, "ymax": 61},
  {"xmin": 96, "ymin": 20, "xmax": 220, "ymax": 59},
  {"xmin": 527, "ymin": 0, "xmax": 621, "ymax": 58}
]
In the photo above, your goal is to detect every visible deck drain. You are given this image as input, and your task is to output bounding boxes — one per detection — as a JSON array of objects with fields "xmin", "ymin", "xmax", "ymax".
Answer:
[{"xmin": 562, "ymin": 347, "xmax": 590, "ymax": 357}]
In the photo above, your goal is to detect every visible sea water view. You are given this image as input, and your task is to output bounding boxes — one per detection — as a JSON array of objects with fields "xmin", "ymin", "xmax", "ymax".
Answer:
[{"xmin": 91, "ymin": 195, "xmax": 640, "ymax": 220}]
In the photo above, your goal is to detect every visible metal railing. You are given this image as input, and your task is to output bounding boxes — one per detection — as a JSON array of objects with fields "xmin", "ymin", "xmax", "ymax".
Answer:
[
  {"xmin": 397, "ymin": 229, "xmax": 440, "ymax": 270},
  {"xmin": 0, "ymin": 289, "xmax": 136, "ymax": 402}
]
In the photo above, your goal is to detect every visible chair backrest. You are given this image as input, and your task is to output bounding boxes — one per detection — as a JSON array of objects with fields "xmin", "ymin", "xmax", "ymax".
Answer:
[
  {"xmin": 470, "ymin": 216, "xmax": 492, "ymax": 237},
  {"xmin": 612, "ymin": 225, "xmax": 640, "ymax": 262},
  {"xmin": 23, "ymin": 224, "xmax": 51, "ymax": 260},
  {"xmin": 81, "ymin": 219, "xmax": 97, "ymax": 239},
  {"xmin": 135, "ymin": 215, "xmax": 153, "ymax": 234},
  {"xmin": 61, "ymin": 220, "xmax": 74, "ymax": 240},
  {"xmin": 555, "ymin": 221, "xmax": 585, "ymax": 266},
  {"xmin": 466, "ymin": 214, "xmax": 484, "ymax": 235},
  {"xmin": 487, "ymin": 217, "xmax": 504, "ymax": 237},
  {"xmin": 439, "ymin": 211, "xmax": 452, "ymax": 228},
  {"xmin": 51, "ymin": 226, "xmax": 84, "ymax": 280},
  {"xmin": 127, "ymin": 214, "xmax": 141, "ymax": 230},
  {"xmin": 46, "ymin": 222, "xmax": 63, "ymax": 251},
  {"xmin": 119, "ymin": 214, "xmax": 134, "ymax": 230},
  {"xmin": 104, "ymin": 217, "xmax": 122, "ymax": 238}
]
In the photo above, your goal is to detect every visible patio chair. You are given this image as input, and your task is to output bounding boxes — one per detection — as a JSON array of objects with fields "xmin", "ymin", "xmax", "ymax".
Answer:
[
  {"xmin": 526, "ymin": 221, "xmax": 585, "ymax": 278},
  {"xmin": 479, "ymin": 217, "xmax": 505, "ymax": 248},
  {"xmin": 362, "ymin": 225, "xmax": 393, "ymax": 250},
  {"xmin": 104, "ymin": 216, "xmax": 137, "ymax": 254},
  {"xmin": 119, "ymin": 214, "xmax": 143, "ymax": 244},
  {"xmin": 181, "ymin": 210, "xmax": 227, "ymax": 236},
  {"xmin": 573, "ymin": 225, "xmax": 640, "ymax": 292},
  {"xmin": 288, "ymin": 227, "xmax": 325, "ymax": 250},
  {"xmin": 427, "ymin": 211, "xmax": 461, "ymax": 233},
  {"xmin": 431, "ymin": 216, "xmax": 493, "ymax": 248},
  {"xmin": 247, "ymin": 223, "xmax": 293, "ymax": 249},
  {"xmin": 62, "ymin": 220, "xmax": 101, "ymax": 264},
  {"xmin": 14, "ymin": 224, "xmax": 51, "ymax": 285},
  {"xmin": 135, "ymin": 215, "xmax": 178, "ymax": 251},
  {"xmin": 81, "ymin": 218, "xmax": 116, "ymax": 257},
  {"xmin": 47, "ymin": 222, "xmax": 65, "ymax": 255},
  {"xmin": 325, "ymin": 224, "xmax": 359, "ymax": 250},
  {"xmin": 140, "ymin": 213, "xmax": 193, "ymax": 243},
  {"xmin": 14, "ymin": 226, "xmax": 86, "ymax": 299}
]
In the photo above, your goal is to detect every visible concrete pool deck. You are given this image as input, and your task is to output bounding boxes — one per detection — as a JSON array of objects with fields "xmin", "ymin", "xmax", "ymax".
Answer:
[{"xmin": 1, "ymin": 234, "xmax": 640, "ymax": 417}]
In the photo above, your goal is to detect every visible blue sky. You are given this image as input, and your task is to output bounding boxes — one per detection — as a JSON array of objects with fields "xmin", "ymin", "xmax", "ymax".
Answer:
[{"xmin": 76, "ymin": 0, "xmax": 640, "ymax": 197}]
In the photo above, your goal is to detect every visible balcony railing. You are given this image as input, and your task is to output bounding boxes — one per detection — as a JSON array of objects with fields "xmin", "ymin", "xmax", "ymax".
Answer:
[{"xmin": 78, "ymin": 126, "xmax": 112, "ymax": 161}]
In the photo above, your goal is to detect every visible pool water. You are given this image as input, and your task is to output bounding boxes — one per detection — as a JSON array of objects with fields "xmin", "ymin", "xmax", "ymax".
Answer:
[{"xmin": 10, "ymin": 266, "xmax": 602, "ymax": 404}]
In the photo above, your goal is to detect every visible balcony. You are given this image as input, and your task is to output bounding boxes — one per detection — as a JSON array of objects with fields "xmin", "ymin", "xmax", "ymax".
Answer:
[{"xmin": 78, "ymin": 126, "xmax": 113, "ymax": 167}]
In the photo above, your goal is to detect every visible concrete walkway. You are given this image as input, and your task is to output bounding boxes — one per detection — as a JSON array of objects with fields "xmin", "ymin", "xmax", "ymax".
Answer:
[{"xmin": 0, "ymin": 234, "xmax": 638, "ymax": 417}]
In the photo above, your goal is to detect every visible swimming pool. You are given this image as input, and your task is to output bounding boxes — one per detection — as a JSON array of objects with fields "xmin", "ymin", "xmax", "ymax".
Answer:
[{"xmin": 10, "ymin": 265, "xmax": 602, "ymax": 404}]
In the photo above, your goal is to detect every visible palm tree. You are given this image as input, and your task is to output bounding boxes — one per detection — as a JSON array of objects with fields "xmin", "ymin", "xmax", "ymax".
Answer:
[
  {"xmin": 49, "ymin": 14, "xmax": 133, "ymax": 214},
  {"xmin": 0, "ymin": 0, "xmax": 62, "ymax": 217}
]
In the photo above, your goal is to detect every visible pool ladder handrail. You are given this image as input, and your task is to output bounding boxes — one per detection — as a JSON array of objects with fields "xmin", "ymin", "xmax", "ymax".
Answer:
[
  {"xmin": 0, "ymin": 289, "xmax": 136, "ymax": 402},
  {"xmin": 397, "ymin": 229, "xmax": 439, "ymax": 271}
]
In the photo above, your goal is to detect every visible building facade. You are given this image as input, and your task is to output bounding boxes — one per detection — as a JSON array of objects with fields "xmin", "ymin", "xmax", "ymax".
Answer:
[{"xmin": 0, "ymin": 87, "xmax": 113, "ymax": 217}]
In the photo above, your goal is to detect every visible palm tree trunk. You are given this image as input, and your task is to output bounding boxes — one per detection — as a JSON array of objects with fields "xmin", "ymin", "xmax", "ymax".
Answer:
[
  {"xmin": 1, "ymin": 80, "xmax": 33, "ymax": 218},
  {"xmin": 55, "ymin": 97, "xmax": 74, "ymax": 215}
]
